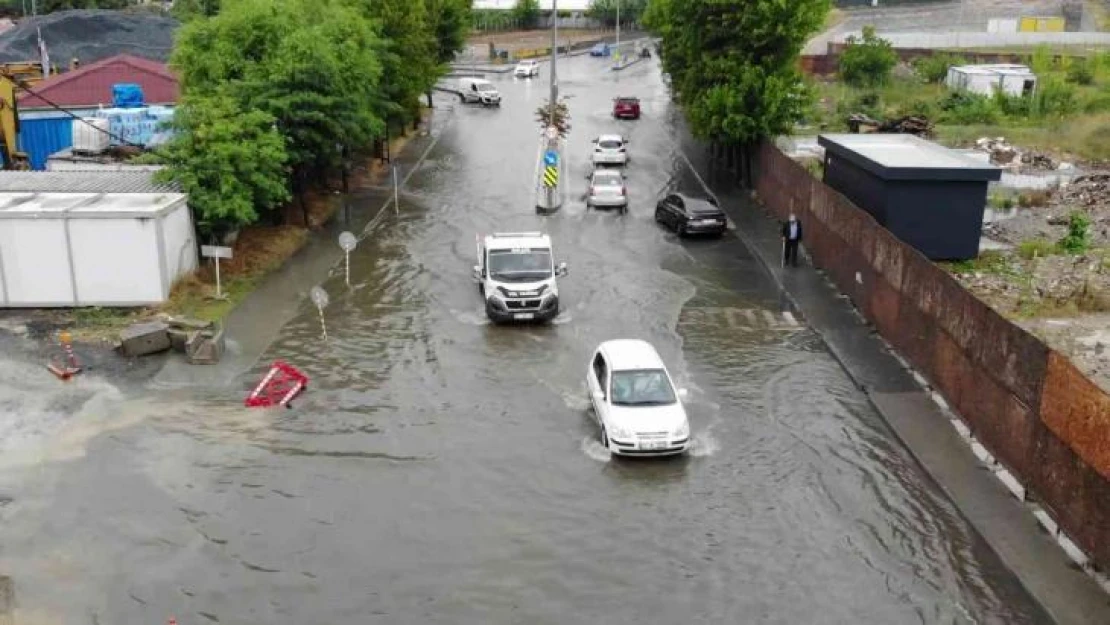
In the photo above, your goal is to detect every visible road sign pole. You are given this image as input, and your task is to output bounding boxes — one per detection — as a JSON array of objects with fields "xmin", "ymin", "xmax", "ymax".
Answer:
[
  {"xmin": 393, "ymin": 165, "xmax": 399, "ymax": 216},
  {"xmin": 214, "ymin": 256, "xmax": 222, "ymax": 298},
  {"xmin": 345, "ymin": 252, "xmax": 350, "ymax": 287},
  {"xmin": 338, "ymin": 232, "xmax": 357, "ymax": 289}
]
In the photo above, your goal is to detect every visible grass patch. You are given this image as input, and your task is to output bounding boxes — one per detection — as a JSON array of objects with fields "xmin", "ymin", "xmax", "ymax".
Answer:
[
  {"xmin": 1017, "ymin": 239, "xmax": 1059, "ymax": 259},
  {"xmin": 943, "ymin": 250, "xmax": 1016, "ymax": 276}
]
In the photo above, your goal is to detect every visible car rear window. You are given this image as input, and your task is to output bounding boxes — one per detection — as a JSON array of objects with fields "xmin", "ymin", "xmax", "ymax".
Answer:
[
  {"xmin": 617, "ymin": 98, "xmax": 639, "ymax": 104},
  {"xmin": 598, "ymin": 140, "xmax": 622, "ymax": 149},
  {"xmin": 594, "ymin": 173, "xmax": 622, "ymax": 186}
]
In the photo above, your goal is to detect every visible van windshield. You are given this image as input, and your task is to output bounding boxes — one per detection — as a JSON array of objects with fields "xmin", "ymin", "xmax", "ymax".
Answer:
[{"xmin": 488, "ymin": 248, "xmax": 552, "ymax": 282}]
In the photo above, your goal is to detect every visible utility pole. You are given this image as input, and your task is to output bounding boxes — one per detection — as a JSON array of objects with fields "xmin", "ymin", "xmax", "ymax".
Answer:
[
  {"xmin": 536, "ymin": 0, "xmax": 563, "ymax": 212},
  {"xmin": 615, "ymin": 0, "xmax": 621, "ymax": 68}
]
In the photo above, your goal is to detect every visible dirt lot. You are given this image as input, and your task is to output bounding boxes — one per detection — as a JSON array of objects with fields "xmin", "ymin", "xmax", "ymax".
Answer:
[{"xmin": 942, "ymin": 139, "xmax": 1110, "ymax": 392}]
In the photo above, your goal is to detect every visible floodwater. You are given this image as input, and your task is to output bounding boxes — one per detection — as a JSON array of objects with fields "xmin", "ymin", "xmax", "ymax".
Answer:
[{"xmin": 0, "ymin": 52, "xmax": 1050, "ymax": 624}]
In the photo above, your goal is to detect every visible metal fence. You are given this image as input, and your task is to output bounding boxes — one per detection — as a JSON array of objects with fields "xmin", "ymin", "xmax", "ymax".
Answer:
[{"xmin": 756, "ymin": 141, "xmax": 1110, "ymax": 570}]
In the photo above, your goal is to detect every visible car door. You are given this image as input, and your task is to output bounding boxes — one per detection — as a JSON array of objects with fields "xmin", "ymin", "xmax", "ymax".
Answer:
[
  {"xmin": 588, "ymin": 351, "xmax": 609, "ymax": 424},
  {"xmin": 663, "ymin": 195, "xmax": 683, "ymax": 226}
]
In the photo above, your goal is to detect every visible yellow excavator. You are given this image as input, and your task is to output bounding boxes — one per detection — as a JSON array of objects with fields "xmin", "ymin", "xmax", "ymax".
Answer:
[{"xmin": 0, "ymin": 61, "xmax": 53, "ymax": 171}]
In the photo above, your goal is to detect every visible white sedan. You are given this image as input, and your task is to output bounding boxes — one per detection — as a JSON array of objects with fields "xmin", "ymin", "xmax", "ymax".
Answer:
[
  {"xmin": 514, "ymin": 60, "xmax": 540, "ymax": 78},
  {"xmin": 586, "ymin": 168, "xmax": 628, "ymax": 212},
  {"xmin": 591, "ymin": 134, "xmax": 628, "ymax": 166},
  {"xmin": 586, "ymin": 339, "xmax": 691, "ymax": 456}
]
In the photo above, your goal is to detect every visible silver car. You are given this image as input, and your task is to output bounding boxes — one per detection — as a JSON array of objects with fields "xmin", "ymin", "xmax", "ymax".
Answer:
[{"xmin": 587, "ymin": 169, "xmax": 628, "ymax": 212}]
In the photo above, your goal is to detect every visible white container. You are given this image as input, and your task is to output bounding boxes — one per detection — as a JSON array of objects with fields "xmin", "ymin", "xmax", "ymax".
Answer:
[
  {"xmin": 72, "ymin": 117, "xmax": 110, "ymax": 154},
  {"xmin": 0, "ymin": 192, "xmax": 197, "ymax": 307}
]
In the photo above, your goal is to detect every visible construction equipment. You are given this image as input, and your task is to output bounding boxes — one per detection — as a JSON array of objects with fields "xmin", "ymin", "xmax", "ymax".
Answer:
[{"xmin": 0, "ymin": 71, "xmax": 31, "ymax": 170}]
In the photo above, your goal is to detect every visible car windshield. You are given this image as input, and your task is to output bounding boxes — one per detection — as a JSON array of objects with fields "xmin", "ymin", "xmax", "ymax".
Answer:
[
  {"xmin": 488, "ymin": 248, "xmax": 552, "ymax": 282},
  {"xmin": 593, "ymin": 172, "xmax": 622, "ymax": 187},
  {"xmin": 598, "ymin": 139, "xmax": 622, "ymax": 149},
  {"xmin": 477, "ymin": 83, "xmax": 495, "ymax": 92},
  {"xmin": 610, "ymin": 369, "xmax": 677, "ymax": 406}
]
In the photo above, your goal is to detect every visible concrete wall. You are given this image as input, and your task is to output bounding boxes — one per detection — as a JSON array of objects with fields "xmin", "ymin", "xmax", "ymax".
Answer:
[{"xmin": 755, "ymin": 141, "xmax": 1110, "ymax": 570}]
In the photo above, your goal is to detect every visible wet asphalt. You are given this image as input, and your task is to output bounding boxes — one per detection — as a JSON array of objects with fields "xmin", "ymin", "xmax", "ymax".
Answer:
[{"xmin": 0, "ymin": 52, "xmax": 1052, "ymax": 624}]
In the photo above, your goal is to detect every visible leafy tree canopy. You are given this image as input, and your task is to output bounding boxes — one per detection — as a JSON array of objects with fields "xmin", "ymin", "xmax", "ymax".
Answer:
[
  {"xmin": 512, "ymin": 0, "xmax": 539, "ymax": 30},
  {"xmin": 644, "ymin": 0, "xmax": 828, "ymax": 145},
  {"xmin": 425, "ymin": 0, "xmax": 474, "ymax": 65}
]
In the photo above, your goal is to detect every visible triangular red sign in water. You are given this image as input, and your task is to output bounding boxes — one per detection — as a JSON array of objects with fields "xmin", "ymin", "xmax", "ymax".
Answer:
[{"xmin": 245, "ymin": 360, "xmax": 309, "ymax": 408}]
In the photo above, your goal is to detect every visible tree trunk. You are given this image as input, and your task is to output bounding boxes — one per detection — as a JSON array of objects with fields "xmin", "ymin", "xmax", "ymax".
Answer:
[{"xmin": 294, "ymin": 169, "xmax": 310, "ymax": 228}]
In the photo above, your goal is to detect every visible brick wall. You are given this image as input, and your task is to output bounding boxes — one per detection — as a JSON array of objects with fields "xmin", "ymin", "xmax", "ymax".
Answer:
[{"xmin": 755, "ymin": 141, "xmax": 1110, "ymax": 570}]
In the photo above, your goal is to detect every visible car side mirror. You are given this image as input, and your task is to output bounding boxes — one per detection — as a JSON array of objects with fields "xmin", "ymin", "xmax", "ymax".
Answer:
[
  {"xmin": 472, "ymin": 265, "xmax": 482, "ymax": 281},
  {"xmin": 556, "ymin": 262, "xmax": 568, "ymax": 277},
  {"xmin": 677, "ymin": 388, "xmax": 689, "ymax": 398}
]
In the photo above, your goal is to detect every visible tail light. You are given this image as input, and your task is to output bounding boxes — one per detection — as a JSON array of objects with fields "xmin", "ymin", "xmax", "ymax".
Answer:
[{"xmin": 622, "ymin": 186, "xmax": 627, "ymax": 196}]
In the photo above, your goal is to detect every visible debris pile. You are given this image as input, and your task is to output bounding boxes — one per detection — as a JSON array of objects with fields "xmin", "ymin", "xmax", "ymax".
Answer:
[
  {"xmin": 1056, "ymin": 173, "xmax": 1110, "ymax": 208},
  {"xmin": 116, "ymin": 316, "xmax": 225, "ymax": 364},
  {"xmin": 847, "ymin": 113, "xmax": 934, "ymax": 136},
  {"xmin": 973, "ymin": 136, "xmax": 1066, "ymax": 171}
]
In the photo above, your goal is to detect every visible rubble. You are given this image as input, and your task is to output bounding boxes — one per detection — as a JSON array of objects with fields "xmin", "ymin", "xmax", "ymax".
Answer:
[
  {"xmin": 1056, "ymin": 173, "xmax": 1110, "ymax": 208},
  {"xmin": 0, "ymin": 10, "xmax": 178, "ymax": 65},
  {"xmin": 847, "ymin": 113, "xmax": 934, "ymax": 136},
  {"xmin": 973, "ymin": 136, "xmax": 1059, "ymax": 171}
]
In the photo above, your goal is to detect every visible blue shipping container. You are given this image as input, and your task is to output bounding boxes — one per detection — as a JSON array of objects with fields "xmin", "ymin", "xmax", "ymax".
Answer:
[{"xmin": 17, "ymin": 116, "xmax": 73, "ymax": 170}]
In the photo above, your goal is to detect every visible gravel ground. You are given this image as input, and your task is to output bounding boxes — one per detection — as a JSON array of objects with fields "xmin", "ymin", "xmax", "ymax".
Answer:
[
  {"xmin": 0, "ymin": 9, "xmax": 178, "ymax": 65},
  {"xmin": 807, "ymin": 0, "xmax": 1067, "ymax": 53}
]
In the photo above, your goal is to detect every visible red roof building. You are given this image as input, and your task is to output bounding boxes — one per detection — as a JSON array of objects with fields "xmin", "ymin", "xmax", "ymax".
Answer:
[{"xmin": 16, "ymin": 54, "xmax": 178, "ymax": 110}]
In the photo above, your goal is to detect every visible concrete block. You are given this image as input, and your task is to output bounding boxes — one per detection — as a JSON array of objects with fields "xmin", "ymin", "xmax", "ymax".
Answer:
[
  {"xmin": 993, "ymin": 467, "xmax": 1026, "ymax": 501},
  {"xmin": 118, "ymin": 321, "xmax": 171, "ymax": 357},
  {"xmin": 1057, "ymin": 533, "xmax": 1090, "ymax": 568},
  {"xmin": 971, "ymin": 441, "xmax": 996, "ymax": 466},
  {"xmin": 949, "ymin": 418, "xmax": 972, "ymax": 440},
  {"xmin": 0, "ymin": 575, "xmax": 12, "ymax": 625},
  {"xmin": 165, "ymin": 316, "xmax": 213, "ymax": 332},
  {"xmin": 167, "ymin": 328, "xmax": 191, "ymax": 353},
  {"xmin": 186, "ymin": 327, "xmax": 226, "ymax": 365},
  {"xmin": 1032, "ymin": 506, "xmax": 1058, "ymax": 536}
]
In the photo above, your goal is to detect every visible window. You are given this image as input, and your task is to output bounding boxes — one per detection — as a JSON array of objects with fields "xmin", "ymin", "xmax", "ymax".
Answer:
[
  {"xmin": 598, "ymin": 139, "xmax": 623, "ymax": 149},
  {"xmin": 592, "ymin": 354, "xmax": 608, "ymax": 396},
  {"xmin": 610, "ymin": 369, "xmax": 677, "ymax": 407}
]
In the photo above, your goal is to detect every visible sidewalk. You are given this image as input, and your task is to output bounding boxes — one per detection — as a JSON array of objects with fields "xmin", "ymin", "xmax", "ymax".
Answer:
[{"xmin": 687, "ymin": 154, "xmax": 1110, "ymax": 624}]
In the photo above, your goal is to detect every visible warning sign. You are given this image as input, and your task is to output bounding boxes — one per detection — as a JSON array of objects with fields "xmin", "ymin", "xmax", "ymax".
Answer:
[{"xmin": 543, "ymin": 165, "xmax": 559, "ymax": 188}]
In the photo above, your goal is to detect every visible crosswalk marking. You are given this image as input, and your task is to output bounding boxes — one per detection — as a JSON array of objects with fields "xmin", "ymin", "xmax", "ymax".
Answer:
[{"xmin": 678, "ymin": 307, "xmax": 803, "ymax": 331}]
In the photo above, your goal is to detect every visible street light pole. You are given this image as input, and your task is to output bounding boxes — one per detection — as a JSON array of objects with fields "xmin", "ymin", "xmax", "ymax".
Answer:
[{"xmin": 615, "ymin": 0, "xmax": 620, "ymax": 66}]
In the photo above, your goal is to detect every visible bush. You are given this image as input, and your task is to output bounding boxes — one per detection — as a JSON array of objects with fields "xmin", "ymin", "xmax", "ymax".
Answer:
[
  {"xmin": 839, "ymin": 26, "xmax": 897, "ymax": 87},
  {"xmin": 896, "ymin": 97, "xmax": 938, "ymax": 119},
  {"xmin": 1032, "ymin": 78, "xmax": 1078, "ymax": 118},
  {"xmin": 938, "ymin": 91, "xmax": 1000, "ymax": 124},
  {"xmin": 912, "ymin": 53, "xmax": 965, "ymax": 84},
  {"xmin": 1059, "ymin": 211, "xmax": 1091, "ymax": 254},
  {"xmin": 1018, "ymin": 239, "xmax": 1057, "ymax": 259},
  {"xmin": 1066, "ymin": 58, "xmax": 1095, "ymax": 85}
]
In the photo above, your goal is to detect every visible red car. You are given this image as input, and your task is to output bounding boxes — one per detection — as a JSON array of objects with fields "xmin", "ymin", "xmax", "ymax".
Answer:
[{"xmin": 613, "ymin": 96, "xmax": 641, "ymax": 120}]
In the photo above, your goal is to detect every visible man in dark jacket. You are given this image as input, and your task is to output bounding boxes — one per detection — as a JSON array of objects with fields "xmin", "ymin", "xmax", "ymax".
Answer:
[{"xmin": 781, "ymin": 213, "xmax": 803, "ymax": 267}]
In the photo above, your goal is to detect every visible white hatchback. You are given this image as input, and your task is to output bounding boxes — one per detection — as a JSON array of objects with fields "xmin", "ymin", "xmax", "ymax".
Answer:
[
  {"xmin": 586, "ymin": 339, "xmax": 691, "ymax": 456},
  {"xmin": 514, "ymin": 59, "xmax": 540, "ymax": 78},
  {"xmin": 591, "ymin": 134, "xmax": 628, "ymax": 166}
]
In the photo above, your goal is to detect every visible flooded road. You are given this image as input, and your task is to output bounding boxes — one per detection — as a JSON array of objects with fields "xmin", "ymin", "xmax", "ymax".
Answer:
[{"xmin": 0, "ymin": 53, "xmax": 1051, "ymax": 624}]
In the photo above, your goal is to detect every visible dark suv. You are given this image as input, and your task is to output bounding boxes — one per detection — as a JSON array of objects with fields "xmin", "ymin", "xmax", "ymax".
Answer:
[
  {"xmin": 613, "ymin": 96, "xmax": 641, "ymax": 120},
  {"xmin": 654, "ymin": 193, "xmax": 727, "ymax": 237}
]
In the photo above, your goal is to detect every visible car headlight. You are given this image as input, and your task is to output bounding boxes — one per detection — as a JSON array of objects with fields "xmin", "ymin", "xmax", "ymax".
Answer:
[
  {"xmin": 609, "ymin": 424, "xmax": 632, "ymax": 440},
  {"xmin": 672, "ymin": 422, "xmax": 689, "ymax": 439}
]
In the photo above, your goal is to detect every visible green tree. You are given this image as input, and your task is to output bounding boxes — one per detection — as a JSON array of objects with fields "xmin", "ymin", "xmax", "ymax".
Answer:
[
  {"xmin": 644, "ymin": 0, "xmax": 828, "ymax": 184},
  {"xmin": 425, "ymin": 0, "xmax": 473, "ymax": 66},
  {"xmin": 355, "ymin": 0, "xmax": 439, "ymax": 128},
  {"xmin": 171, "ymin": 0, "xmax": 221, "ymax": 21},
  {"xmin": 512, "ymin": 0, "xmax": 539, "ymax": 29},
  {"xmin": 587, "ymin": 0, "xmax": 647, "ymax": 28},
  {"xmin": 157, "ymin": 93, "xmax": 290, "ymax": 238},
  {"xmin": 839, "ymin": 25, "xmax": 897, "ymax": 87}
]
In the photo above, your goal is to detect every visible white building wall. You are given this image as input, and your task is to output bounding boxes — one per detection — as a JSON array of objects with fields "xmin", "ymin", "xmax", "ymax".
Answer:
[
  {"xmin": 0, "ymin": 218, "xmax": 73, "ymax": 305},
  {"xmin": 69, "ymin": 217, "xmax": 163, "ymax": 304}
]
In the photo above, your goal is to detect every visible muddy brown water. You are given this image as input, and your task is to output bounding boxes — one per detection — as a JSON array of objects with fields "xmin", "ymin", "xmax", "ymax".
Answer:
[{"xmin": 0, "ymin": 54, "xmax": 1050, "ymax": 624}]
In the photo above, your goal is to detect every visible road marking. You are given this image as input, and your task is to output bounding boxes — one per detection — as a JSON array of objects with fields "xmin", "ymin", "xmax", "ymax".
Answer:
[{"xmin": 679, "ymin": 307, "xmax": 805, "ymax": 332}]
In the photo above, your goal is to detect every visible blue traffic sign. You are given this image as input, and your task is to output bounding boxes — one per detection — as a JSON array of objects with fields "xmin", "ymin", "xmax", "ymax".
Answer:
[{"xmin": 544, "ymin": 150, "xmax": 559, "ymax": 166}]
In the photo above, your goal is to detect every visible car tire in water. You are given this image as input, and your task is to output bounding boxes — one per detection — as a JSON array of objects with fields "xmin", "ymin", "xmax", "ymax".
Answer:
[{"xmin": 600, "ymin": 426, "xmax": 609, "ymax": 449}]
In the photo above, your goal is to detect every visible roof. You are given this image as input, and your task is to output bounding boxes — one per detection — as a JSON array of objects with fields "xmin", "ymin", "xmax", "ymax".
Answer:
[
  {"xmin": 601, "ymin": 339, "xmax": 666, "ymax": 371},
  {"xmin": 0, "ymin": 191, "xmax": 187, "ymax": 219},
  {"xmin": 951, "ymin": 64, "xmax": 1034, "ymax": 76},
  {"xmin": 16, "ymin": 53, "xmax": 178, "ymax": 109},
  {"xmin": 818, "ymin": 134, "xmax": 1002, "ymax": 182},
  {"xmin": 0, "ymin": 171, "xmax": 180, "ymax": 193},
  {"xmin": 484, "ymin": 232, "xmax": 552, "ymax": 250},
  {"xmin": 597, "ymin": 134, "xmax": 624, "ymax": 142}
]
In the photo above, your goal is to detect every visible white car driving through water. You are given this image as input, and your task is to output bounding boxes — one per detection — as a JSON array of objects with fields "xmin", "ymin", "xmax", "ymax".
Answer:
[
  {"xmin": 514, "ymin": 59, "xmax": 540, "ymax": 78},
  {"xmin": 473, "ymin": 232, "xmax": 567, "ymax": 323},
  {"xmin": 586, "ymin": 339, "xmax": 691, "ymax": 456}
]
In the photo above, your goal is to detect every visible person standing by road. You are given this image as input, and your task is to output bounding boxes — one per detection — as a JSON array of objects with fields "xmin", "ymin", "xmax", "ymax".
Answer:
[{"xmin": 781, "ymin": 213, "xmax": 803, "ymax": 267}]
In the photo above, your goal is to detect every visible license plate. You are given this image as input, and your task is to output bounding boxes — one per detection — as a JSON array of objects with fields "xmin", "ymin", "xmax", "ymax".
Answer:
[
  {"xmin": 514, "ymin": 313, "xmax": 535, "ymax": 320},
  {"xmin": 642, "ymin": 441, "xmax": 666, "ymax": 450},
  {"xmin": 698, "ymin": 219, "xmax": 719, "ymax": 225}
]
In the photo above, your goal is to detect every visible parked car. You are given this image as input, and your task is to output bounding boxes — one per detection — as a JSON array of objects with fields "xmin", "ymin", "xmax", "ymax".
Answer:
[
  {"xmin": 457, "ymin": 77, "xmax": 501, "ymax": 106},
  {"xmin": 514, "ymin": 59, "xmax": 540, "ymax": 78},
  {"xmin": 654, "ymin": 193, "xmax": 727, "ymax": 237},
  {"xmin": 613, "ymin": 96, "xmax": 641, "ymax": 120},
  {"xmin": 590, "ymin": 43, "xmax": 610, "ymax": 57},
  {"xmin": 591, "ymin": 134, "xmax": 628, "ymax": 166},
  {"xmin": 586, "ymin": 339, "xmax": 691, "ymax": 457},
  {"xmin": 586, "ymin": 169, "xmax": 628, "ymax": 212}
]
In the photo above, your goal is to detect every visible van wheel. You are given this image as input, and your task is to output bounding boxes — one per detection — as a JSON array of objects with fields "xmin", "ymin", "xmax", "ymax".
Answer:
[{"xmin": 458, "ymin": 93, "xmax": 465, "ymax": 102}]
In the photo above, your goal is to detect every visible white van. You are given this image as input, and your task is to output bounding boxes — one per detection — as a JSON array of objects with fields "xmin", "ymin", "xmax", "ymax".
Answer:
[
  {"xmin": 473, "ymin": 232, "xmax": 567, "ymax": 323},
  {"xmin": 458, "ymin": 77, "xmax": 501, "ymax": 106}
]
